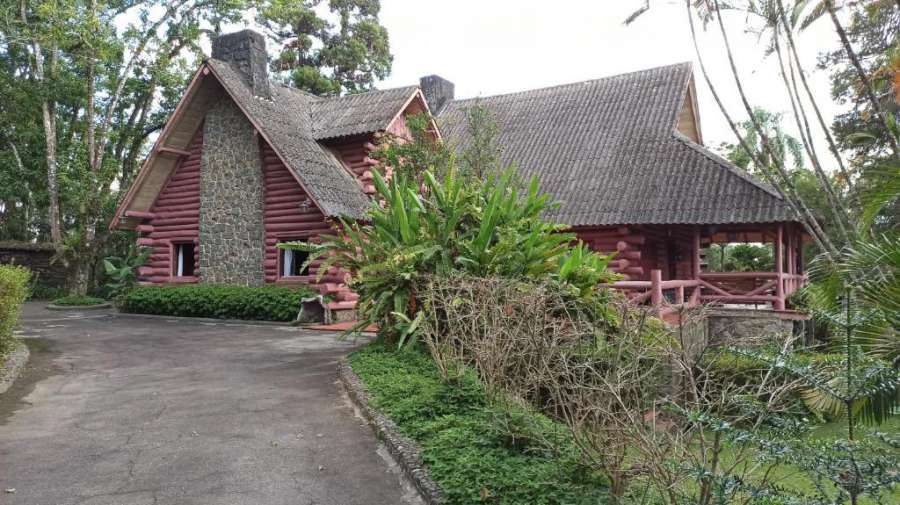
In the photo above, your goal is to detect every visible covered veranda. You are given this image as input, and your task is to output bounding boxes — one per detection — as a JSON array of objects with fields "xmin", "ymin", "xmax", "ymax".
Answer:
[{"xmin": 607, "ymin": 222, "xmax": 808, "ymax": 318}]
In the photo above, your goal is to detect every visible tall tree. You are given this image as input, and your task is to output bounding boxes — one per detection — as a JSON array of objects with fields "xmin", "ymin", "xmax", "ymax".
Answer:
[
  {"xmin": 255, "ymin": 0, "xmax": 392, "ymax": 96},
  {"xmin": 0, "ymin": 0, "xmax": 247, "ymax": 293},
  {"xmin": 720, "ymin": 107, "xmax": 804, "ymax": 172}
]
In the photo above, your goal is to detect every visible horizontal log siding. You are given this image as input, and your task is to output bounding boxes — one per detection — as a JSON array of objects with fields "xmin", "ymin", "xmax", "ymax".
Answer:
[
  {"xmin": 326, "ymin": 134, "xmax": 378, "ymax": 195},
  {"xmin": 138, "ymin": 130, "xmax": 202, "ymax": 283},
  {"xmin": 260, "ymin": 142, "xmax": 358, "ymax": 307},
  {"xmin": 575, "ymin": 226, "xmax": 648, "ymax": 280}
]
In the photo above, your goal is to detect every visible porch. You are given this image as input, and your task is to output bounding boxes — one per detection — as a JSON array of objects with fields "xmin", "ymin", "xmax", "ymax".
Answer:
[{"xmin": 603, "ymin": 222, "xmax": 807, "ymax": 318}]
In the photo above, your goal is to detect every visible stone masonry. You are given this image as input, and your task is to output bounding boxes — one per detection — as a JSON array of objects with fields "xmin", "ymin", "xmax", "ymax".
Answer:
[{"xmin": 199, "ymin": 97, "xmax": 266, "ymax": 285}]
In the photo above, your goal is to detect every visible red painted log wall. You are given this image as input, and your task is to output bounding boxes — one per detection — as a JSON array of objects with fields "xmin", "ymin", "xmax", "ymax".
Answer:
[
  {"xmin": 260, "ymin": 141, "xmax": 358, "ymax": 307},
  {"xmin": 326, "ymin": 134, "xmax": 379, "ymax": 194},
  {"xmin": 138, "ymin": 129, "xmax": 202, "ymax": 284},
  {"xmin": 575, "ymin": 226, "xmax": 648, "ymax": 279}
]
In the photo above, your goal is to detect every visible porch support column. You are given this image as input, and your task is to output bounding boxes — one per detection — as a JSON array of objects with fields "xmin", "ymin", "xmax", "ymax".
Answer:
[
  {"xmin": 692, "ymin": 226, "xmax": 701, "ymax": 280},
  {"xmin": 775, "ymin": 223, "xmax": 785, "ymax": 311}
]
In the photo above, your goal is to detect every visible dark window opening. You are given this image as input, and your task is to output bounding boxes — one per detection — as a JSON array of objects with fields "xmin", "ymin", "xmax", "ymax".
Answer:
[
  {"xmin": 173, "ymin": 243, "xmax": 195, "ymax": 277},
  {"xmin": 279, "ymin": 241, "xmax": 309, "ymax": 277}
]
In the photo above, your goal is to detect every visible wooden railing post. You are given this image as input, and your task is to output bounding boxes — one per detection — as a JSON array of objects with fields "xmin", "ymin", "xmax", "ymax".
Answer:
[
  {"xmin": 775, "ymin": 224, "xmax": 785, "ymax": 311},
  {"xmin": 650, "ymin": 269, "xmax": 663, "ymax": 307},
  {"xmin": 675, "ymin": 285, "xmax": 685, "ymax": 305}
]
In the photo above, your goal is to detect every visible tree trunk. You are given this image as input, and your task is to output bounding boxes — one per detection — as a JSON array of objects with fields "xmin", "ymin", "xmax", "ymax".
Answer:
[
  {"xmin": 776, "ymin": 0, "xmax": 857, "ymax": 194},
  {"xmin": 823, "ymin": 0, "xmax": 900, "ymax": 157},
  {"xmin": 69, "ymin": 255, "xmax": 93, "ymax": 296},
  {"xmin": 773, "ymin": 27, "xmax": 852, "ymax": 241},
  {"xmin": 711, "ymin": 1, "xmax": 837, "ymax": 257}
]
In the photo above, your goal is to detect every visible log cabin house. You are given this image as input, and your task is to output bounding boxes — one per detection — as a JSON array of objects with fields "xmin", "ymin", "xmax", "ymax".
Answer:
[{"xmin": 112, "ymin": 30, "xmax": 807, "ymax": 322}]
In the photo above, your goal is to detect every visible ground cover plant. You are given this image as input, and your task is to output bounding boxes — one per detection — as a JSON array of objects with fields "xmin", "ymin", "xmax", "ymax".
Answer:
[
  {"xmin": 349, "ymin": 342, "xmax": 609, "ymax": 505},
  {"xmin": 119, "ymin": 284, "xmax": 316, "ymax": 321},
  {"xmin": 0, "ymin": 265, "xmax": 31, "ymax": 357},
  {"xmin": 51, "ymin": 295, "xmax": 107, "ymax": 306}
]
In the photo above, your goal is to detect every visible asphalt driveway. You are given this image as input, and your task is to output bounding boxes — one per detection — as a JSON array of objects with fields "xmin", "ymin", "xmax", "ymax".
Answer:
[{"xmin": 0, "ymin": 303, "xmax": 421, "ymax": 505}]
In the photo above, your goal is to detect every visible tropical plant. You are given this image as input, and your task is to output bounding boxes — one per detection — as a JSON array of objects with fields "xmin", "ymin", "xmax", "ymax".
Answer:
[
  {"xmin": 101, "ymin": 245, "xmax": 152, "ymax": 299},
  {"xmin": 281, "ymin": 166, "xmax": 617, "ymax": 347},
  {"xmin": 732, "ymin": 291, "xmax": 900, "ymax": 505}
]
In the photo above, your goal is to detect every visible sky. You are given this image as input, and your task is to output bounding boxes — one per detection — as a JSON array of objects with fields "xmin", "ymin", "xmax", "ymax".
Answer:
[{"xmin": 371, "ymin": 0, "xmax": 844, "ymax": 157}]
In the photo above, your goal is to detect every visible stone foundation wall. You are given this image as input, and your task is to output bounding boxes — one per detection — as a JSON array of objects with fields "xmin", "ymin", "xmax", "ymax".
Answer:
[
  {"xmin": 706, "ymin": 309, "xmax": 794, "ymax": 347},
  {"xmin": 198, "ymin": 97, "xmax": 266, "ymax": 285}
]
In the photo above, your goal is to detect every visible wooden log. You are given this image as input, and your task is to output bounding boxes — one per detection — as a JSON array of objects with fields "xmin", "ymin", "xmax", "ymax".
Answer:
[
  {"xmin": 265, "ymin": 213, "xmax": 331, "ymax": 224},
  {"xmin": 125, "ymin": 210, "xmax": 156, "ymax": 219},
  {"xmin": 650, "ymin": 270, "xmax": 663, "ymax": 306},
  {"xmin": 136, "ymin": 225, "xmax": 154, "ymax": 233}
]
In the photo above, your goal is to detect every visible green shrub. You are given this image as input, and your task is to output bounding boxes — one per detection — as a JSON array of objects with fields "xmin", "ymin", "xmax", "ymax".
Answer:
[
  {"xmin": 0, "ymin": 265, "xmax": 32, "ymax": 355},
  {"xmin": 349, "ymin": 342, "xmax": 608, "ymax": 505},
  {"xmin": 285, "ymin": 167, "xmax": 617, "ymax": 346},
  {"xmin": 51, "ymin": 295, "xmax": 106, "ymax": 306},
  {"xmin": 119, "ymin": 284, "xmax": 316, "ymax": 321}
]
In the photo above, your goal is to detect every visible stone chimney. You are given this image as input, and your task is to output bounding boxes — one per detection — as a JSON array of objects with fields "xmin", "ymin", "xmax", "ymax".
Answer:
[
  {"xmin": 211, "ymin": 30, "xmax": 271, "ymax": 99},
  {"xmin": 419, "ymin": 75, "xmax": 454, "ymax": 115}
]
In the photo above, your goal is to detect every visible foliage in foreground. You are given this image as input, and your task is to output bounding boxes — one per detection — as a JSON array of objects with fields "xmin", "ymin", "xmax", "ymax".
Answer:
[
  {"xmin": 0, "ymin": 265, "xmax": 31, "ymax": 356},
  {"xmin": 101, "ymin": 246, "xmax": 152, "ymax": 299},
  {"xmin": 284, "ymin": 166, "xmax": 617, "ymax": 346},
  {"xmin": 119, "ymin": 284, "xmax": 316, "ymax": 322},
  {"xmin": 349, "ymin": 342, "xmax": 608, "ymax": 505},
  {"xmin": 51, "ymin": 295, "xmax": 106, "ymax": 306}
]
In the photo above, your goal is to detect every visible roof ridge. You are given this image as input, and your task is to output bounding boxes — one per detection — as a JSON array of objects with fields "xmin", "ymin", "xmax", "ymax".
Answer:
[
  {"xmin": 670, "ymin": 131, "xmax": 785, "ymax": 201},
  {"xmin": 318, "ymin": 84, "xmax": 419, "ymax": 102},
  {"xmin": 446, "ymin": 61, "xmax": 692, "ymax": 105}
]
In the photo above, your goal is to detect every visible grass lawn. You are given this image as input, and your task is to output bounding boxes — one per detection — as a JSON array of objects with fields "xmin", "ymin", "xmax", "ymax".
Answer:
[
  {"xmin": 349, "ymin": 342, "xmax": 609, "ymax": 505},
  {"xmin": 708, "ymin": 414, "xmax": 900, "ymax": 504}
]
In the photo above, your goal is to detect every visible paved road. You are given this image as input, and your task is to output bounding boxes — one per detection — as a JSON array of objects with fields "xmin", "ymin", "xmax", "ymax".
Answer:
[{"xmin": 0, "ymin": 303, "xmax": 421, "ymax": 505}]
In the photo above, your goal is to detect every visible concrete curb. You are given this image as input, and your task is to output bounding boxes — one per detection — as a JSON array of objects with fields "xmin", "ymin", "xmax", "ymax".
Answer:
[
  {"xmin": 0, "ymin": 342, "xmax": 30, "ymax": 395},
  {"xmin": 338, "ymin": 359, "xmax": 443, "ymax": 505},
  {"xmin": 112, "ymin": 311, "xmax": 302, "ymax": 327},
  {"xmin": 46, "ymin": 302, "xmax": 112, "ymax": 311}
]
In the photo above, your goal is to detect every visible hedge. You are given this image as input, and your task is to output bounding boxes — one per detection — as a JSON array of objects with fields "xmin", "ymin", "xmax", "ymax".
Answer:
[
  {"xmin": 0, "ymin": 265, "xmax": 32, "ymax": 355},
  {"xmin": 120, "ymin": 284, "xmax": 317, "ymax": 322}
]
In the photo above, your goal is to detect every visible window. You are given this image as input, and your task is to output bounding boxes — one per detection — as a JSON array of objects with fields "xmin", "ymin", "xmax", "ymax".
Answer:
[
  {"xmin": 173, "ymin": 243, "xmax": 195, "ymax": 277},
  {"xmin": 279, "ymin": 240, "xmax": 309, "ymax": 277}
]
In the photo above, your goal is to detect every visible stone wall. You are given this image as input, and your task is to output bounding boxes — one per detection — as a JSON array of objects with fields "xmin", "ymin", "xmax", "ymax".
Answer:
[
  {"xmin": 198, "ymin": 97, "xmax": 266, "ymax": 285},
  {"xmin": 706, "ymin": 308, "xmax": 795, "ymax": 347},
  {"xmin": 0, "ymin": 241, "xmax": 67, "ymax": 290}
]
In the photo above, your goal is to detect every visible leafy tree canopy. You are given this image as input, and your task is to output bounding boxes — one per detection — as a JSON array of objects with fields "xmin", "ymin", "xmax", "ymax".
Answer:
[{"xmin": 256, "ymin": 0, "xmax": 392, "ymax": 96}]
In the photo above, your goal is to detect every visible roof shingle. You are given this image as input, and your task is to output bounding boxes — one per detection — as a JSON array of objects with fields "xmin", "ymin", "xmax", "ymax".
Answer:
[
  {"xmin": 437, "ymin": 62, "xmax": 797, "ymax": 226},
  {"xmin": 206, "ymin": 59, "xmax": 372, "ymax": 219},
  {"xmin": 309, "ymin": 86, "xmax": 419, "ymax": 140}
]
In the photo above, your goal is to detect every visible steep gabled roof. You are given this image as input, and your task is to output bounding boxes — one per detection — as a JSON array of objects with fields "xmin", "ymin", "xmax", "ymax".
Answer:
[
  {"xmin": 437, "ymin": 62, "xmax": 797, "ymax": 226},
  {"xmin": 309, "ymin": 85, "xmax": 420, "ymax": 140},
  {"xmin": 206, "ymin": 59, "xmax": 372, "ymax": 218}
]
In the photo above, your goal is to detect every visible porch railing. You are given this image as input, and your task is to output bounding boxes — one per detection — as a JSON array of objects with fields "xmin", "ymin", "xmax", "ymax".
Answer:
[
  {"xmin": 609, "ymin": 270, "xmax": 701, "ymax": 317},
  {"xmin": 609, "ymin": 269, "xmax": 807, "ymax": 314}
]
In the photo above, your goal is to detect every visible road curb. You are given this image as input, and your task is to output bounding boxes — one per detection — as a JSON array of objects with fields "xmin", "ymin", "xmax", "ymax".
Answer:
[
  {"xmin": 112, "ymin": 311, "xmax": 302, "ymax": 327},
  {"xmin": 338, "ymin": 358, "xmax": 443, "ymax": 505},
  {"xmin": 46, "ymin": 302, "xmax": 113, "ymax": 311},
  {"xmin": 0, "ymin": 342, "xmax": 30, "ymax": 395}
]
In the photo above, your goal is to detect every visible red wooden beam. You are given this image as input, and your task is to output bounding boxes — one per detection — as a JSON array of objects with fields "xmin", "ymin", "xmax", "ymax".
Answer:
[{"xmin": 158, "ymin": 146, "xmax": 192, "ymax": 157}]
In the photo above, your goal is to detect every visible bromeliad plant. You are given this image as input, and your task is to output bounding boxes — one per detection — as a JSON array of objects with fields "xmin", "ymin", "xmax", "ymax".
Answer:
[{"xmin": 280, "ymin": 164, "xmax": 617, "ymax": 346}]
